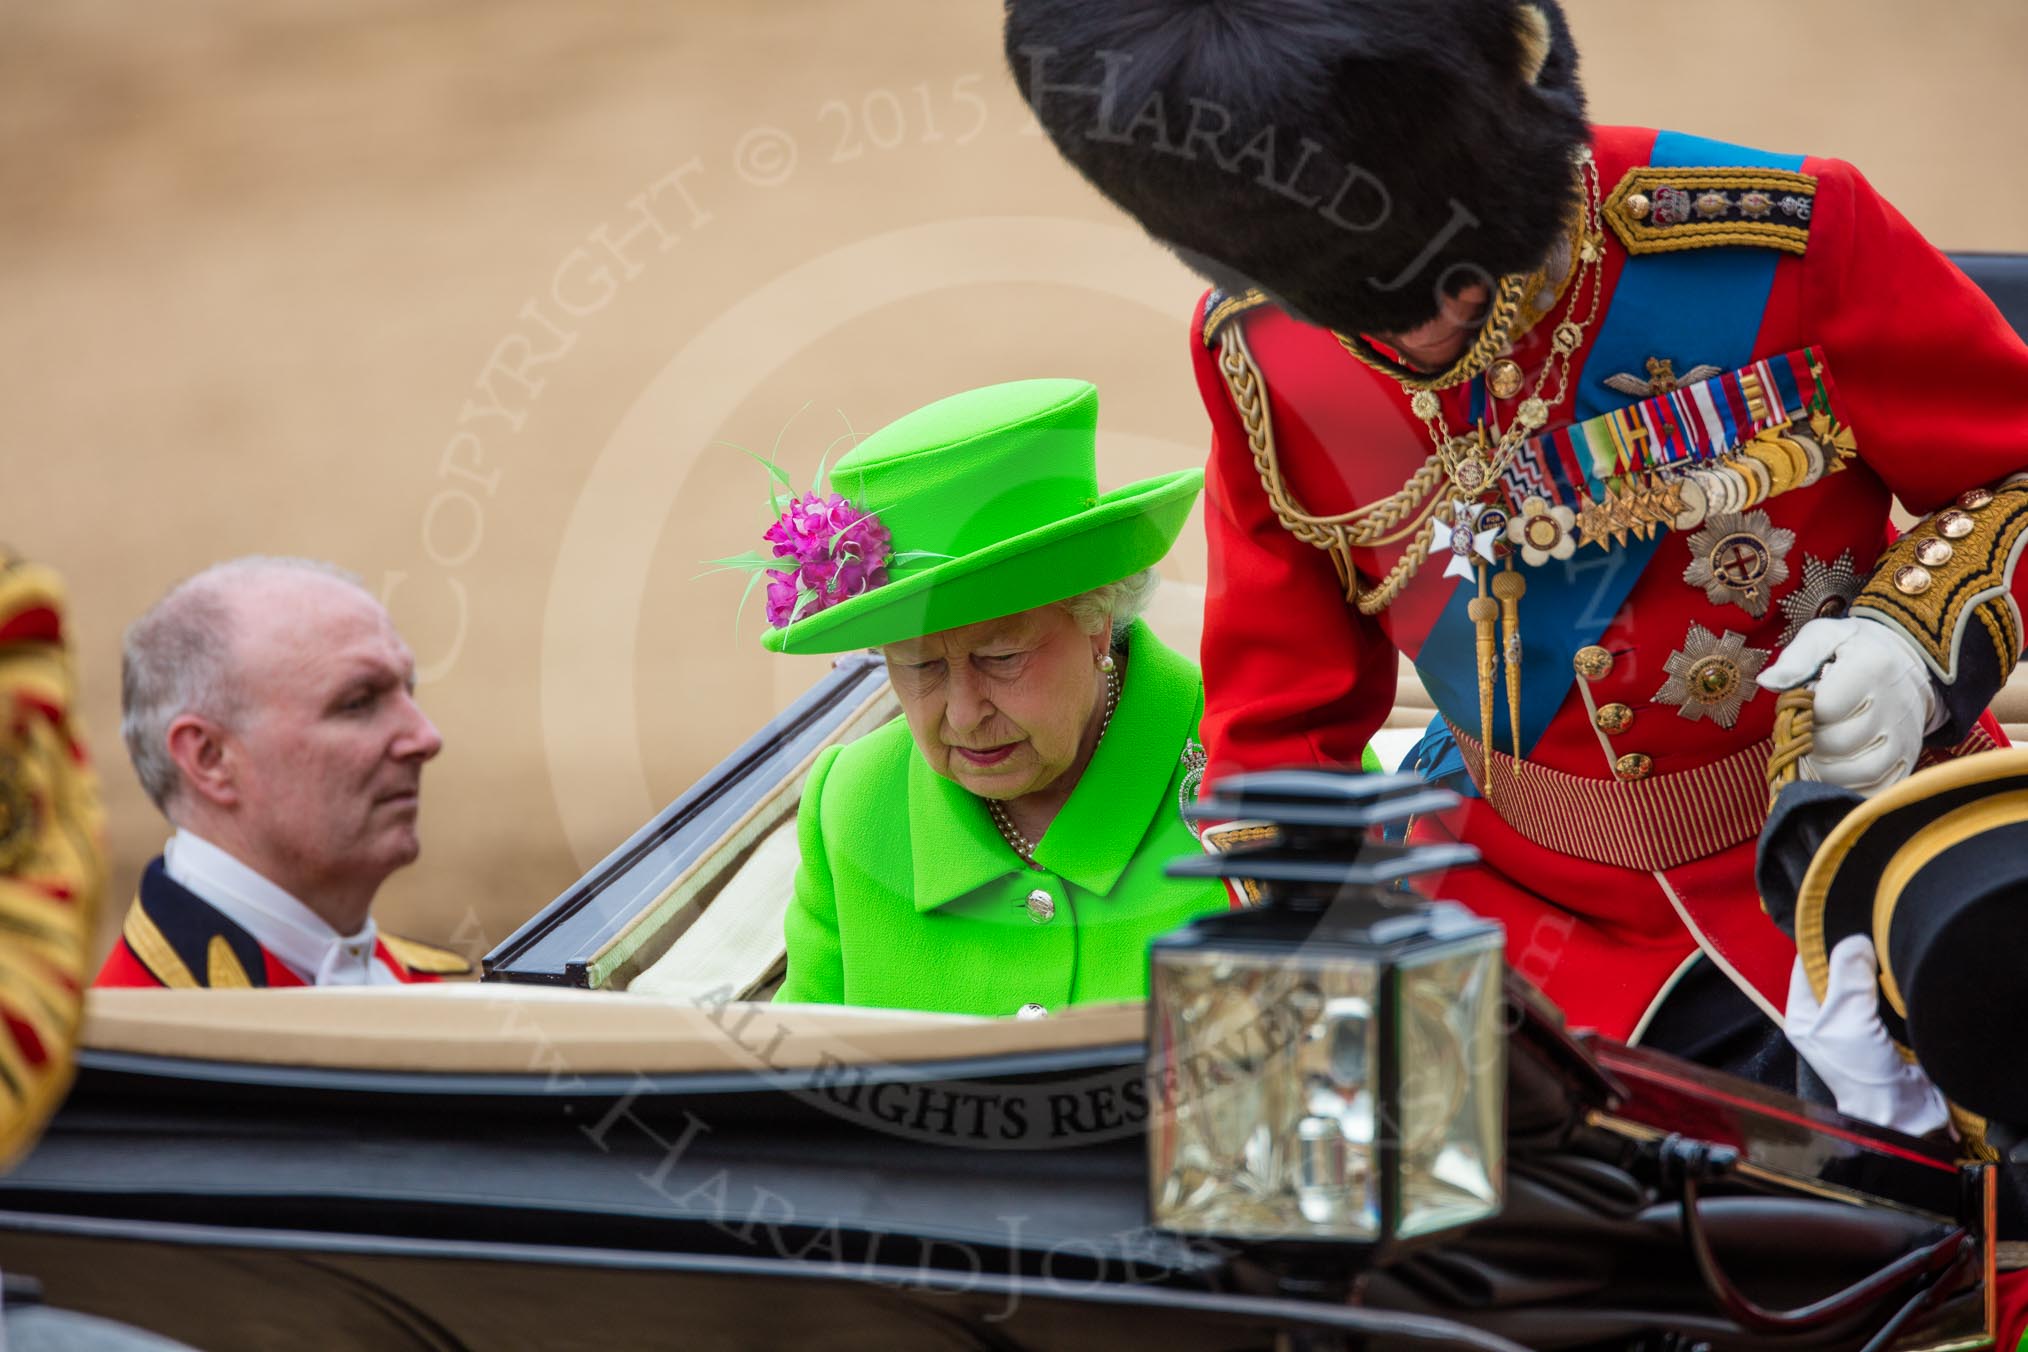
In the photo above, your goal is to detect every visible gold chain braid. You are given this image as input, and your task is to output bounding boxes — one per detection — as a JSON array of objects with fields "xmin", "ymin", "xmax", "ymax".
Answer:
[
  {"xmin": 1355, "ymin": 512, "xmax": 1439, "ymax": 615},
  {"xmin": 1765, "ymin": 687, "xmax": 1816, "ymax": 808},
  {"xmin": 1216, "ymin": 323, "xmax": 1448, "ymax": 616},
  {"xmin": 1334, "ymin": 271, "xmax": 1534, "ymax": 394},
  {"xmin": 1219, "ymin": 326, "xmax": 1443, "ymax": 549}
]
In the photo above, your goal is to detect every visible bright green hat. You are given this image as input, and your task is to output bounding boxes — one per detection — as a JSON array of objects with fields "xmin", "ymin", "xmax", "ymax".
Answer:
[{"xmin": 761, "ymin": 379, "xmax": 1202, "ymax": 655}]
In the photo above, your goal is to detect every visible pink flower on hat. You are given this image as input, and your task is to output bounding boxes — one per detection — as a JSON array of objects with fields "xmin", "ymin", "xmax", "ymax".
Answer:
[{"xmin": 761, "ymin": 492, "xmax": 893, "ymax": 628}]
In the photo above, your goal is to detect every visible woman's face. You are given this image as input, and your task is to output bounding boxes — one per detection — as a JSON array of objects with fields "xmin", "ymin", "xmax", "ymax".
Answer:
[{"xmin": 882, "ymin": 604, "xmax": 1108, "ymax": 802}]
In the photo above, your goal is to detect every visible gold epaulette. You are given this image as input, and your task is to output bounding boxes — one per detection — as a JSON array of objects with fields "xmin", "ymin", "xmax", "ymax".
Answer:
[
  {"xmin": 1604, "ymin": 166, "xmax": 1816, "ymax": 258},
  {"xmin": 1200, "ymin": 288, "xmax": 1272, "ymax": 348},
  {"xmin": 1852, "ymin": 476, "xmax": 2028, "ymax": 684},
  {"xmin": 382, "ymin": 932, "xmax": 477, "ymax": 978}
]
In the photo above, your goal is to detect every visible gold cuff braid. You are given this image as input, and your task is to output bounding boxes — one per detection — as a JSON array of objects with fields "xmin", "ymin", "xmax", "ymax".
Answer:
[
  {"xmin": 1766, "ymin": 688, "xmax": 1816, "ymax": 809},
  {"xmin": 1851, "ymin": 476, "xmax": 2028, "ymax": 684}
]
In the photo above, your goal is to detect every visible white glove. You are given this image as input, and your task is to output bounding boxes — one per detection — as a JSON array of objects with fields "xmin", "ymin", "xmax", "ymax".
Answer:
[
  {"xmin": 1784, "ymin": 934, "xmax": 1949, "ymax": 1136},
  {"xmin": 1757, "ymin": 617, "xmax": 1943, "ymax": 796}
]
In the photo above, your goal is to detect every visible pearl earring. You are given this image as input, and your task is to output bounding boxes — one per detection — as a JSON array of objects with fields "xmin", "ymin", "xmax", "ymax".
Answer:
[{"xmin": 1098, "ymin": 653, "xmax": 1117, "ymax": 673}]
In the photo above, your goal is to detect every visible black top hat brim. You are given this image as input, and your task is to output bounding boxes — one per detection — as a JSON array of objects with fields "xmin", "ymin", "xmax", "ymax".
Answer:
[
  {"xmin": 1883, "ymin": 818, "xmax": 2028, "ymax": 1125},
  {"xmin": 1782, "ymin": 749, "xmax": 2028, "ymax": 1126}
]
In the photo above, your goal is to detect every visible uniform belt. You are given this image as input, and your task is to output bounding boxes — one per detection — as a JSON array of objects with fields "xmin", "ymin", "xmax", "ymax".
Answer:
[{"xmin": 1446, "ymin": 722, "xmax": 1772, "ymax": 873}]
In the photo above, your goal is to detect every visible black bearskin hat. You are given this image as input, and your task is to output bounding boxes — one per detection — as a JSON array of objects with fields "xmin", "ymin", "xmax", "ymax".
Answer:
[{"xmin": 1005, "ymin": 0, "xmax": 1589, "ymax": 339}]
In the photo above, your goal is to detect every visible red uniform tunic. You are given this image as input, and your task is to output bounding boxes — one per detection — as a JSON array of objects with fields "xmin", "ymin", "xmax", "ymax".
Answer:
[{"xmin": 1193, "ymin": 126, "xmax": 2028, "ymax": 1041}]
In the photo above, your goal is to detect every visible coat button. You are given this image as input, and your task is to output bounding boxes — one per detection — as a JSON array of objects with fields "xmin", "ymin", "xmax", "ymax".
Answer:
[
  {"xmin": 1487, "ymin": 359, "xmax": 1525, "ymax": 400},
  {"xmin": 1626, "ymin": 192, "xmax": 1653, "ymax": 221},
  {"xmin": 1960, "ymin": 488, "xmax": 1995, "ymax": 511},
  {"xmin": 1016, "ymin": 1004, "xmax": 1049, "ymax": 1020},
  {"xmin": 1914, "ymin": 537, "xmax": 1953, "ymax": 568},
  {"xmin": 1594, "ymin": 702, "xmax": 1634, "ymax": 734},
  {"xmin": 1574, "ymin": 645, "xmax": 1615, "ymax": 681},
  {"xmin": 1025, "ymin": 889, "xmax": 1055, "ymax": 923},
  {"xmin": 1937, "ymin": 509, "xmax": 1975, "ymax": 540},
  {"xmin": 1614, "ymin": 753, "xmax": 1654, "ymax": 782},
  {"xmin": 1895, "ymin": 565, "xmax": 1933, "ymax": 596}
]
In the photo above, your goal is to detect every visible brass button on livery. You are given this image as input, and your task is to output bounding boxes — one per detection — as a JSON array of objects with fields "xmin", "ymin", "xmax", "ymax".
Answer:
[
  {"xmin": 1914, "ymin": 537, "xmax": 1954, "ymax": 568},
  {"xmin": 1025, "ymin": 889, "xmax": 1055, "ymax": 924},
  {"xmin": 1594, "ymin": 702, "xmax": 1634, "ymax": 735},
  {"xmin": 1960, "ymin": 488, "xmax": 1995, "ymax": 510},
  {"xmin": 1895, "ymin": 565, "xmax": 1934, "ymax": 597},
  {"xmin": 1626, "ymin": 192, "xmax": 1653, "ymax": 221},
  {"xmin": 1614, "ymin": 752, "xmax": 1654, "ymax": 782},
  {"xmin": 1574, "ymin": 645, "xmax": 1615, "ymax": 681},
  {"xmin": 1937, "ymin": 509, "xmax": 1975, "ymax": 540},
  {"xmin": 1487, "ymin": 359, "xmax": 1525, "ymax": 400}
]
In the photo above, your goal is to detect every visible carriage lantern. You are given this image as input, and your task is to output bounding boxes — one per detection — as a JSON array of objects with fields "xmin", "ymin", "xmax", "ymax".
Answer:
[{"xmin": 1150, "ymin": 772, "xmax": 1506, "ymax": 1253}]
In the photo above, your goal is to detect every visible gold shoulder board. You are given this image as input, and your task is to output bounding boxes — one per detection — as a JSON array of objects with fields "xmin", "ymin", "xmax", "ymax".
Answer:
[{"xmin": 1604, "ymin": 166, "xmax": 1817, "ymax": 258}]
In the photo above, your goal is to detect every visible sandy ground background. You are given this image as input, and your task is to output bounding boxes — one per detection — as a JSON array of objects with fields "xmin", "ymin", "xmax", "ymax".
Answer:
[{"xmin": 4, "ymin": 0, "xmax": 2025, "ymax": 964}]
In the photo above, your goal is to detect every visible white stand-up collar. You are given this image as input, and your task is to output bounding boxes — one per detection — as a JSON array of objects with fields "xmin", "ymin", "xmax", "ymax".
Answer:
[{"xmin": 163, "ymin": 830, "xmax": 399, "ymax": 987}]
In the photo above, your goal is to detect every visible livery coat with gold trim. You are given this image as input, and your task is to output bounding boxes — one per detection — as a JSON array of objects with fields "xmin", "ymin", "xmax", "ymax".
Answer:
[
  {"xmin": 94, "ymin": 859, "xmax": 469, "ymax": 988},
  {"xmin": 1193, "ymin": 126, "xmax": 2028, "ymax": 1041},
  {"xmin": 0, "ymin": 558, "xmax": 102, "ymax": 1167}
]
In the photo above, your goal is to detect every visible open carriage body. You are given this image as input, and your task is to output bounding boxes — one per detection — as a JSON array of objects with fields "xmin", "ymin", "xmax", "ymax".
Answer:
[{"xmin": 6, "ymin": 257, "xmax": 2028, "ymax": 1352}]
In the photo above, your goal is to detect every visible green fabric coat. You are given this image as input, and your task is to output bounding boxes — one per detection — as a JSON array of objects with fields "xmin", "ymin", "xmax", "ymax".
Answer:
[{"xmin": 775, "ymin": 620, "xmax": 1230, "ymax": 1014}]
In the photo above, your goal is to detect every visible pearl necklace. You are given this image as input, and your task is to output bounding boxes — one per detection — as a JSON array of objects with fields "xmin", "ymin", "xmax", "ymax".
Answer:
[{"xmin": 985, "ymin": 666, "xmax": 1120, "ymax": 870}]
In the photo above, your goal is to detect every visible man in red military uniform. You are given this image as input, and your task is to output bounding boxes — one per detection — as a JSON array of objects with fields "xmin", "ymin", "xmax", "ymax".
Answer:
[
  {"xmin": 1004, "ymin": 2, "xmax": 2028, "ymax": 1070},
  {"xmin": 96, "ymin": 558, "xmax": 468, "ymax": 988}
]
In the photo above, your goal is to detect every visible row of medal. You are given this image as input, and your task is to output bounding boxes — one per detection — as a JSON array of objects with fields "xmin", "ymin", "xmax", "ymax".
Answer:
[{"xmin": 1461, "ymin": 407, "xmax": 1858, "ymax": 573}]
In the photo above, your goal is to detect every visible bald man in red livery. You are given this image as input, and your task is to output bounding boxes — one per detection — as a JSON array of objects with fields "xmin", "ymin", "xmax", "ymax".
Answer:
[{"xmin": 96, "ymin": 557, "xmax": 469, "ymax": 989}]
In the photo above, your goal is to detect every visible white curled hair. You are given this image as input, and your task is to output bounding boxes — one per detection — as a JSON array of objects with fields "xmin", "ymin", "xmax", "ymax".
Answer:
[
  {"xmin": 1056, "ymin": 568, "xmax": 1160, "ymax": 650},
  {"xmin": 122, "ymin": 556, "xmax": 367, "ymax": 813}
]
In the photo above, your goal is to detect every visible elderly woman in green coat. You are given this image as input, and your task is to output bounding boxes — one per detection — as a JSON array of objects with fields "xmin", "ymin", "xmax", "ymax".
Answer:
[{"xmin": 758, "ymin": 378, "xmax": 1231, "ymax": 1017}]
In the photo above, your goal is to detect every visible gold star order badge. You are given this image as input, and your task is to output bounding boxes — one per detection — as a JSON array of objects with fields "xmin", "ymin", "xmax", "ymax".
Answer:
[
  {"xmin": 1683, "ymin": 509, "xmax": 1797, "ymax": 619},
  {"xmin": 1655, "ymin": 625, "xmax": 1772, "ymax": 729},
  {"xmin": 1777, "ymin": 551, "xmax": 1863, "ymax": 646}
]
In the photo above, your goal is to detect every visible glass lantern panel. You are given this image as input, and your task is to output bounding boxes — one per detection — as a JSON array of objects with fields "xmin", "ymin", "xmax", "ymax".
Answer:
[
  {"xmin": 1394, "ymin": 938, "xmax": 1505, "ymax": 1239},
  {"xmin": 1148, "ymin": 948, "xmax": 1381, "ymax": 1240}
]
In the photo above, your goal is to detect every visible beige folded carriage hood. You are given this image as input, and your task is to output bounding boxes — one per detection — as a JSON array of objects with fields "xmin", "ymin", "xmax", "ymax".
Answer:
[{"xmin": 82, "ymin": 986, "xmax": 1145, "ymax": 1076}]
